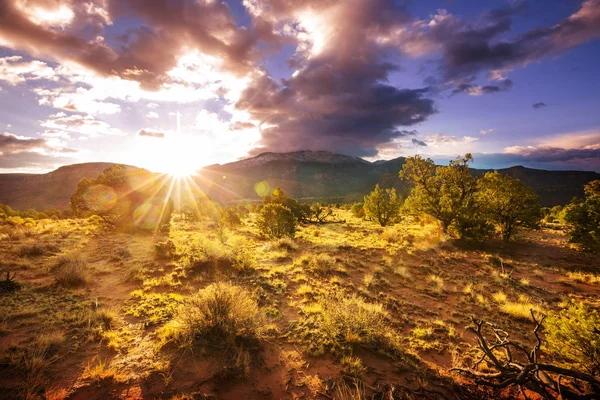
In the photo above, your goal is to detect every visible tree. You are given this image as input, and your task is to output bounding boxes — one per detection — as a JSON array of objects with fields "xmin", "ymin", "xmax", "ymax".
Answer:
[
  {"xmin": 400, "ymin": 154, "xmax": 477, "ymax": 234},
  {"xmin": 256, "ymin": 203, "xmax": 297, "ymax": 238},
  {"xmin": 544, "ymin": 301, "xmax": 600, "ymax": 376},
  {"xmin": 363, "ymin": 184, "xmax": 401, "ymax": 226},
  {"xmin": 306, "ymin": 203, "xmax": 334, "ymax": 223},
  {"xmin": 263, "ymin": 188, "xmax": 304, "ymax": 221},
  {"xmin": 477, "ymin": 171, "xmax": 541, "ymax": 241},
  {"xmin": 70, "ymin": 165, "xmax": 173, "ymax": 230},
  {"xmin": 565, "ymin": 180, "xmax": 600, "ymax": 251}
]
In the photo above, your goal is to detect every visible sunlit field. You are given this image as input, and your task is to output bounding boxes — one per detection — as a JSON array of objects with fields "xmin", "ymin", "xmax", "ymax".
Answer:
[{"xmin": 2, "ymin": 204, "xmax": 599, "ymax": 399}]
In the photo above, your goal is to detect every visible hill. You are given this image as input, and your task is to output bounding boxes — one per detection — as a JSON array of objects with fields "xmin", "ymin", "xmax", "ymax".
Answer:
[
  {"xmin": 198, "ymin": 151, "xmax": 600, "ymax": 206},
  {"xmin": 0, "ymin": 163, "xmax": 127, "ymax": 210},
  {"xmin": 1, "ymin": 152, "xmax": 599, "ymax": 210}
]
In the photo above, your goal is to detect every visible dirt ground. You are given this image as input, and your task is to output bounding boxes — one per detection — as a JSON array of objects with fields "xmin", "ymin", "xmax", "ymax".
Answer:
[{"xmin": 1, "ymin": 211, "xmax": 599, "ymax": 399}]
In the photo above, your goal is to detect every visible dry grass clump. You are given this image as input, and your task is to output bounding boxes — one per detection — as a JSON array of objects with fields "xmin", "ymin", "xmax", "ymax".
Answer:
[
  {"xmin": 273, "ymin": 237, "xmax": 297, "ymax": 251},
  {"xmin": 159, "ymin": 282, "xmax": 261, "ymax": 348},
  {"xmin": 18, "ymin": 243, "xmax": 58, "ymax": 257},
  {"xmin": 499, "ymin": 296, "xmax": 544, "ymax": 321},
  {"xmin": 53, "ymin": 254, "xmax": 87, "ymax": 287},
  {"xmin": 566, "ymin": 271, "xmax": 600, "ymax": 285},
  {"xmin": 301, "ymin": 254, "xmax": 337, "ymax": 275},
  {"xmin": 300, "ymin": 292, "xmax": 413, "ymax": 363},
  {"xmin": 340, "ymin": 355, "xmax": 366, "ymax": 377}
]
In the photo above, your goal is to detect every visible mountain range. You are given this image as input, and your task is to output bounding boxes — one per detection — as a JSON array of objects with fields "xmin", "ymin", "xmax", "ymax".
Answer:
[{"xmin": 1, "ymin": 151, "xmax": 598, "ymax": 211}]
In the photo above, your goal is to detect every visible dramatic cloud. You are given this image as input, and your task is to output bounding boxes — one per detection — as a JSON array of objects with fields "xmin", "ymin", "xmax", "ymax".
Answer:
[
  {"xmin": 494, "ymin": 130, "xmax": 600, "ymax": 171},
  {"xmin": 0, "ymin": 0, "xmax": 259, "ymax": 89},
  {"xmin": 238, "ymin": 0, "xmax": 435, "ymax": 157},
  {"xmin": 412, "ymin": 138, "xmax": 427, "ymax": 147},
  {"xmin": 447, "ymin": 0, "xmax": 599, "ymax": 78},
  {"xmin": 533, "ymin": 102, "xmax": 547, "ymax": 109}
]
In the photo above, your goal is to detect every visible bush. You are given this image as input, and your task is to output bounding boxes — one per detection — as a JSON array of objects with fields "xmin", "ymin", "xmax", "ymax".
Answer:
[
  {"xmin": 164, "ymin": 282, "xmax": 261, "ymax": 348},
  {"xmin": 307, "ymin": 292, "xmax": 412, "ymax": 361},
  {"xmin": 477, "ymin": 171, "xmax": 541, "ymax": 241},
  {"xmin": 351, "ymin": 202, "xmax": 365, "ymax": 219},
  {"xmin": 306, "ymin": 254, "xmax": 336, "ymax": 275},
  {"xmin": 154, "ymin": 239, "xmax": 176, "ymax": 259},
  {"xmin": 544, "ymin": 302, "xmax": 600, "ymax": 375},
  {"xmin": 565, "ymin": 181, "xmax": 600, "ymax": 251},
  {"xmin": 256, "ymin": 204, "xmax": 297, "ymax": 238},
  {"xmin": 219, "ymin": 206, "xmax": 242, "ymax": 229},
  {"xmin": 236, "ymin": 204, "xmax": 250, "ymax": 218},
  {"xmin": 18, "ymin": 243, "xmax": 58, "ymax": 257},
  {"xmin": 53, "ymin": 254, "xmax": 87, "ymax": 287},
  {"xmin": 363, "ymin": 185, "xmax": 401, "ymax": 226}
]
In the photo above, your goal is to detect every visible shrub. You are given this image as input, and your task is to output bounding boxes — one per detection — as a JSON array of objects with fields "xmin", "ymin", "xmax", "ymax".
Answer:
[
  {"xmin": 363, "ymin": 185, "xmax": 401, "ymax": 226},
  {"xmin": 477, "ymin": 171, "xmax": 541, "ymax": 241},
  {"xmin": 306, "ymin": 254, "xmax": 336, "ymax": 275},
  {"xmin": 53, "ymin": 254, "xmax": 87, "ymax": 287},
  {"xmin": 273, "ymin": 237, "xmax": 297, "ymax": 251},
  {"xmin": 351, "ymin": 202, "xmax": 365, "ymax": 219},
  {"xmin": 400, "ymin": 154, "xmax": 477, "ymax": 234},
  {"xmin": 154, "ymin": 239, "xmax": 176, "ymax": 259},
  {"xmin": 18, "ymin": 243, "xmax": 58, "ymax": 257},
  {"xmin": 236, "ymin": 204, "xmax": 250, "ymax": 218},
  {"xmin": 565, "ymin": 180, "xmax": 600, "ymax": 251},
  {"xmin": 256, "ymin": 203, "xmax": 297, "ymax": 238},
  {"xmin": 219, "ymin": 206, "xmax": 242, "ymax": 229},
  {"xmin": 262, "ymin": 187, "xmax": 303, "ymax": 221},
  {"xmin": 163, "ymin": 282, "xmax": 261, "ymax": 348},
  {"xmin": 311, "ymin": 292, "xmax": 410, "ymax": 360},
  {"xmin": 544, "ymin": 302, "xmax": 600, "ymax": 375}
]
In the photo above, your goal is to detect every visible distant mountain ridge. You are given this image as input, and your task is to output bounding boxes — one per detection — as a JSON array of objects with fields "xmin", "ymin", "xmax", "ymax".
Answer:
[
  {"xmin": 0, "ymin": 162, "xmax": 137, "ymax": 210},
  {"xmin": 0, "ymin": 151, "xmax": 599, "ymax": 210}
]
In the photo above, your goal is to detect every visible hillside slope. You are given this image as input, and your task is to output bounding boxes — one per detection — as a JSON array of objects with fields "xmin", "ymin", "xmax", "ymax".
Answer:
[
  {"xmin": 1, "ymin": 152, "xmax": 599, "ymax": 210},
  {"xmin": 0, "ymin": 163, "xmax": 121, "ymax": 210},
  {"xmin": 199, "ymin": 152, "xmax": 600, "ymax": 206}
]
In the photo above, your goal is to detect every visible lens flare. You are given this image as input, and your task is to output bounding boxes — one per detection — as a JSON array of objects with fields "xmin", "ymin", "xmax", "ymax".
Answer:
[
  {"xmin": 83, "ymin": 185, "xmax": 117, "ymax": 212},
  {"xmin": 254, "ymin": 181, "xmax": 271, "ymax": 197}
]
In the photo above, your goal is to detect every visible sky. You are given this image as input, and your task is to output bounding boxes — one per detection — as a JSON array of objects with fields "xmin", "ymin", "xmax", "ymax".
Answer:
[{"xmin": 0, "ymin": 0, "xmax": 599, "ymax": 174}]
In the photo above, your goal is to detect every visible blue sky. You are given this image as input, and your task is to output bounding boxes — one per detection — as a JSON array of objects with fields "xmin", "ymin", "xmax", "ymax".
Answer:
[{"xmin": 0, "ymin": 0, "xmax": 599, "ymax": 174}]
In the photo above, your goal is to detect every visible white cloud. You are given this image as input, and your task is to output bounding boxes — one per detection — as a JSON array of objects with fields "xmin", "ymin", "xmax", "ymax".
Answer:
[
  {"xmin": 147, "ymin": 103, "xmax": 159, "ymax": 108},
  {"xmin": 480, "ymin": 128, "xmax": 494, "ymax": 135},
  {"xmin": 424, "ymin": 133, "xmax": 478, "ymax": 146},
  {"xmin": 40, "ymin": 112, "xmax": 123, "ymax": 138},
  {"xmin": 0, "ymin": 56, "xmax": 56, "ymax": 85},
  {"xmin": 146, "ymin": 111, "xmax": 159, "ymax": 119}
]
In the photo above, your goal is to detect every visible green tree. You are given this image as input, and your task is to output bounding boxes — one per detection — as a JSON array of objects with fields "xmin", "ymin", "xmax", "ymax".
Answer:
[
  {"xmin": 363, "ymin": 184, "xmax": 401, "ymax": 227},
  {"xmin": 70, "ymin": 165, "xmax": 173, "ymax": 230},
  {"xmin": 565, "ymin": 180, "xmax": 600, "ymax": 251},
  {"xmin": 544, "ymin": 302, "xmax": 600, "ymax": 376},
  {"xmin": 477, "ymin": 171, "xmax": 541, "ymax": 241},
  {"xmin": 400, "ymin": 154, "xmax": 477, "ymax": 234},
  {"xmin": 256, "ymin": 203, "xmax": 297, "ymax": 238},
  {"xmin": 263, "ymin": 187, "xmax": 304, "ymax": 221}
]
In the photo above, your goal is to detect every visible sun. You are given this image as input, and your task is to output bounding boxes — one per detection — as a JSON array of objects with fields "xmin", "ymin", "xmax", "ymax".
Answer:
[{"xmin": 135, "ymin": 132, "xmax": 204, "ymax": 177}]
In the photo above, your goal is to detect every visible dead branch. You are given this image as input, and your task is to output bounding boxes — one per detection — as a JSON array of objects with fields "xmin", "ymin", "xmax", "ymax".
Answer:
[{"xmin": 451, "ymin": 310, "xmax": 600, "ymax": 399}]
